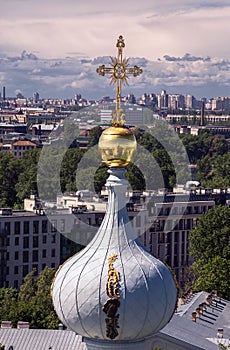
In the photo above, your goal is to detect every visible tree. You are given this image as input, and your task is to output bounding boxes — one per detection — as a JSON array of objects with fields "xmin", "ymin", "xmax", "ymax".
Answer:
[
  {"xmin": 0, "ymin": 152, "xmax": 20, "ymax": 207},
  {"xmin": 189, "ymin": 206, "xmax": 230, "ymax": 263},
  {"xmin": 16, "ymin": 149, "xmax": 41, "ymax": 204},
  {"xmin": 196, "ymin": 154, "xmax": 230, "ymax": 188},
  {"xmin": 180, "ymin": 131, "xmax": 228, "ymax": 164},
  {"xmin": 189, "ymin": 206, "xmax": 230, "ymax": 299},
  {"xmin": 0, "ymin": 288, "xmax": 18, "ymax": 326},
  {"xmin": 0, "ymin": 268, "xmax": 60, "ymax": 329},
  {"xmin": 60, "ymin": 148, "xmax": 86, "ymax": 192},
  {"xmin": 88, "ymin": 126, "xmax": 103, "ymax": 147},
  {"xmin": 192, "ymin": 257, "xmax": 230, "ymax": 300},
  {"xmin": 29, "ymin": 267, "xmax": 59, "ymax": 329}
]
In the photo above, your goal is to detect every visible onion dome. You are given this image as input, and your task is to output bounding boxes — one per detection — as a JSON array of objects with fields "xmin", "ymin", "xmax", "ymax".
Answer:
[{"xmin": 52, "ymin": 167, "xmax": 177, "ymax": 348}]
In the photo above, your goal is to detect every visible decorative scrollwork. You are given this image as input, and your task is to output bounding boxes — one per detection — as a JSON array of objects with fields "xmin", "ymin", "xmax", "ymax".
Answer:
[{"xmin": 103, "ymin": 254, "xmax": 121, "ymax": 339}]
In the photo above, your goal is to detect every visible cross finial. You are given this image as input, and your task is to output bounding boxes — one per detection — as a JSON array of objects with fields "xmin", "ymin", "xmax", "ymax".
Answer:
[{"xmin": 96, "ymin": 35, "xmax": 143, "ymax": 127}]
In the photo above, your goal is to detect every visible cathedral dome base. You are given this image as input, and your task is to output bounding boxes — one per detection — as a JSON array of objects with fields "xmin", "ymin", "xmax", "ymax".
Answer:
[{"xmin": 83, "ymin": 337, "xmax": 147, "ymax": 350}]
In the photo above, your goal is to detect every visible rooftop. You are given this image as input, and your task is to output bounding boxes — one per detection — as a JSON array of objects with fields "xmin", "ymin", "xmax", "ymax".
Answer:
[{"xmin": 1, "ymin": 291, "xmax": 229, "ymax": 350}]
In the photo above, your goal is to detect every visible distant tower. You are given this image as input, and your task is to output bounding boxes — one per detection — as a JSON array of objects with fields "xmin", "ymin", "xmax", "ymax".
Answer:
[
  {"xmin": 3, "ymin": 86, "xmax": 6, "ymax": 101},
  {"xmin": 158, "ymin": 89, "xmax": 168, "ymax": 109},
  {"xmin": 200, "ymin": 100, "xmax": 205, "ymax": 126},
  {"xmin": 33, "ymin": 92, "xmax": 39, "ymax": 103}
]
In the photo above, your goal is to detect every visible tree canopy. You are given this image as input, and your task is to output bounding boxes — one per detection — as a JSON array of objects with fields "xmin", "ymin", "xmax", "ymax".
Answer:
[
  {"xmin": 0, "ymin": 152, "xmax": 20, "ymax": 207},
  {"xmin": 0, "ymin": 267, "xmax": 60, "ymax": 329},
  {"xmin": 189, "ymin": 205, "xmax": 230, "ymax": 299}
]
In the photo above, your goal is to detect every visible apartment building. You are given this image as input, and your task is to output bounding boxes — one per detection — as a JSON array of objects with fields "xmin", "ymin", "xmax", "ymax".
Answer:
[{"xmin": 1, "ymin": 188, "xmax": 229, "ymax": 289}]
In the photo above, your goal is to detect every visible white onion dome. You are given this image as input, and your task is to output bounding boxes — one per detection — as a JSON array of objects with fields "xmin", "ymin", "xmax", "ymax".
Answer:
[{"xmin": 52, "ymin": 168, "xmax": 177, "ymax": 344}]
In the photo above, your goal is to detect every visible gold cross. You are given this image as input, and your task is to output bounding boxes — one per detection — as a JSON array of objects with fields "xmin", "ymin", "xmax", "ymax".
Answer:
[{"xmin": 96, "ymin": 35, "xmax": 143, "ymax": 127}]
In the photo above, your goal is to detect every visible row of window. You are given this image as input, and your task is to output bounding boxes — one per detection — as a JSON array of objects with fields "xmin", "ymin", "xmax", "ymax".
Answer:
[
  {"xmin": 3, "ymin": 219, "xmax": 64, "ymax": 235},
  {"xmin": 7, "ymin": 234, "xmax": 56, "ymax": 247},
  {"xmin": 7, "ymin": 248, "xmax": 56, "ymax": 263}
]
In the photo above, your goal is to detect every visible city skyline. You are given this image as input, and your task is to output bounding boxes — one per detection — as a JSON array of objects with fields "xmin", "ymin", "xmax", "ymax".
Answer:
[{"xmin": 0, "ymin": 0, "xmax": 230, "ymax": 99}]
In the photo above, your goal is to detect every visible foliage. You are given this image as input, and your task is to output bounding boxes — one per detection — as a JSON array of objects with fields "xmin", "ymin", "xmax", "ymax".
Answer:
[
  {"xmin": 16, "ymin": 149, "xmax": 41, "ymax": 204},
  {"xmin": 189, "ymin": 206, "xmax": 230, "ymax": 299},
  {"xmin": 88, "ymin": 126, "xmax": 103, "ymax": 147},
  {"xmin": 0, "ymin": 152, "xmax": 21, "ymax": 207},
  {"xmin": 60, "ymin": 148, "xmax": 86, "ymax": 192},
  {"xmin": 196, "ymin": 154, "xmax": 230, "ymax": 188},
  {"xmin": 192, "ymin": 257, "xmax": 230, "ymax": 300},
  {"xmin": 189, "ymin": 205, "xmax": 230, "ymax": 263},
  {"xmin": 0, "ymin": 267, "xmax": 60, "ymax": 329},
  {"xmin": 180, "ymin": 131, "xmax": 228, "ymax": 163}
]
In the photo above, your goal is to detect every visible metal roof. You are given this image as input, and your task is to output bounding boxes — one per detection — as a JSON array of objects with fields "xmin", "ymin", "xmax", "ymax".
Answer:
[{"xmin": 0, "ymin": 329, "xmax": 86, "ymax": 350}]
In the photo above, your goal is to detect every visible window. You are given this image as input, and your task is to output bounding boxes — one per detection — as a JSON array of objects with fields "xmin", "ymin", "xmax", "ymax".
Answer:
[
  {"xmin": 51, "ymin": 234, "xmax": 56, "ymax": 243},
  {"xmin": 23, "ymin": 236, "xmax": 29, "ymax": 249},
  {"xmin": 136, "ymin": 216, "xmax": 141, "ymax": 228},
  {"xmin": 33, "ymin": 221, "xmax": 39, "ymax": 234},
  {"xmin": 51, "ymin": 220, "xmax": 57, "ymax": 232},
  {"xmin": 51, "ymin": 263, "xmax": 55, "ymax": 268},
  {"xmin": 5, "ymin": 222, "xmax": 11, "ymax": 235},
  {"xmin": 87, "ymin": 218, "xmax": 91, "ymax": 225},
  {"xmin": 60, "ymin": 219, "xmax": 65, "ymax": 232},
  {"xmin": 42, "ymin": 249, "xmax": 46, "ymax": 258},
  {"xmin": 42, "ymin": 235, "xmax": 47, "ymax": 244},
  {"xmin": 33, "ymin": 236, "xmax": 39, "ymax": 248},
  {"xmin": 42, "ymin": 263, "xmax": 46, "ymax": 270},
  {"xmin": 23, "ymin": 221, "xmax": 30, "ymax": 234},
  {"xmin": 14, "ymin": 280, "xmax": 18, "ymax": 289},
  {"xmin": 23, "ymin": 265, "xmax": 29, "ymax": 277},
  {"xmin": 14, "ymin": 266, "xmax": 19, "ymax": 274},
  {"xmin": 32, "ymin": 250, "xmax": 38, "ymax": 262},
  {"xmin": 51, "ymin": 249, "xmax": 55, "ymax": 258},
  {"xmin": 23, "ymin": 251, "xmax": 29, "ymax": 263},
  {"xmin": 42, "ymin": 220, "xmax": 48, "ymax": 233},
  {"xmin": 15, "ymin": 237, "xmax": 19, "ymax": 246},
  {"xmin": 14, "ymin": 222, "xmax": 20, "ymax": 235},
  {"xmin": 14, "ymin": 251, "xmax": 19, "ymax": 260}
]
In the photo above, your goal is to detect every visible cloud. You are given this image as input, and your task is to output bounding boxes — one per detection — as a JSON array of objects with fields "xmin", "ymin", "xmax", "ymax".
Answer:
[
  {"xmin": 0, "ymin": 1, "xmax": 229, "ymax": 61},
  {"xmin": 0, "ymin": 1, "xmax": 229, "ymax": 99},
  {"xmin": 0, "ymin": 50, "xmax": 229, "ymax": 100},
  {"xmin": 163, "ymin": 54, "xmax": 211, "ymax": 62}
]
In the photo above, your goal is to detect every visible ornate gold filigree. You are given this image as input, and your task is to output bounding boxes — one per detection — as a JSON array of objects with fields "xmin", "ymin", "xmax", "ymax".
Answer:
[
  {"xmin": 96, "ymin": 35, "xmax": 142, "ymax": 127},
  {"xmin": 103, "ymin": 254, "xmax": 121, "ymax": 339}
]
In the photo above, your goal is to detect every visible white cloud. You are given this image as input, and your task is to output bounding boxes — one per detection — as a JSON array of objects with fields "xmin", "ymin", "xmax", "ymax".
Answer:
[
  {"xmin": 0, "ymin": 1, "xmax": 229, "ymax": 60},
  {"xmin": 0, "ymin": 1, "xmax": 229, "ymax": 99},
  {"xmin": 0, "ymin": 51, "xmax": 229, "ymax": 99}
]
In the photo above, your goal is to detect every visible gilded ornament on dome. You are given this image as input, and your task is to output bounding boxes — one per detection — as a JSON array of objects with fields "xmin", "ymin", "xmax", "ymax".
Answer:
[{"xmin": 103, "ymin": 253, "xmax": 121, "ymax": 339}]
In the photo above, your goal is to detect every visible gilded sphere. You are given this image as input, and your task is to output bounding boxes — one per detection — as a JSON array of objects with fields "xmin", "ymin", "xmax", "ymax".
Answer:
[{"xmin": 98, "ymin": 126, "xmax": 136, "ymax": 167}]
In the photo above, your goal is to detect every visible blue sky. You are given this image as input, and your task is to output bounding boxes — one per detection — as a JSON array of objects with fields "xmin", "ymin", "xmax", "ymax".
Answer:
[{"xmin": 0, "ymin": 0, "xmax": 229, "ymax": 99}]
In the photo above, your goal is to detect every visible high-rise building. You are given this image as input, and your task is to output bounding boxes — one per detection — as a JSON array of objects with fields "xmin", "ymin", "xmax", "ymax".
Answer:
[
  {"xmin": 158, "ymin": 89, "xmax": 168, "ymax": 109},
  {"xmin": 3, "ymin": 86, "xmax": 6, "ymax": 101},
  {"xmin": 33, "ymin": 92, "xmax": 39, "ymax": 103}
]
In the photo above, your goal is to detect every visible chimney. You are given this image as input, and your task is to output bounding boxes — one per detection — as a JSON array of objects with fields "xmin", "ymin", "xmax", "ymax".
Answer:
[
  {"xmin": 192, "ymin": 312, "xmax": 197, "ymax": 322},
  {"xmin": 217, "ymin": 328, "xmax": 224, "ymax": 338},
  {"xmin": 17, "ymin": 321, "xmax": 30, "ymax": 329},
  {"xmin": 1, "ymin": 321, "xmax": 12, "ymax": 329}
]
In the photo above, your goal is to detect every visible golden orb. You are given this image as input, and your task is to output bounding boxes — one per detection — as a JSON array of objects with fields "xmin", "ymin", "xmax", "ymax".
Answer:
[{"xmin": 98, "ymin": 126, "xmax": 137, "ymax": 167}]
